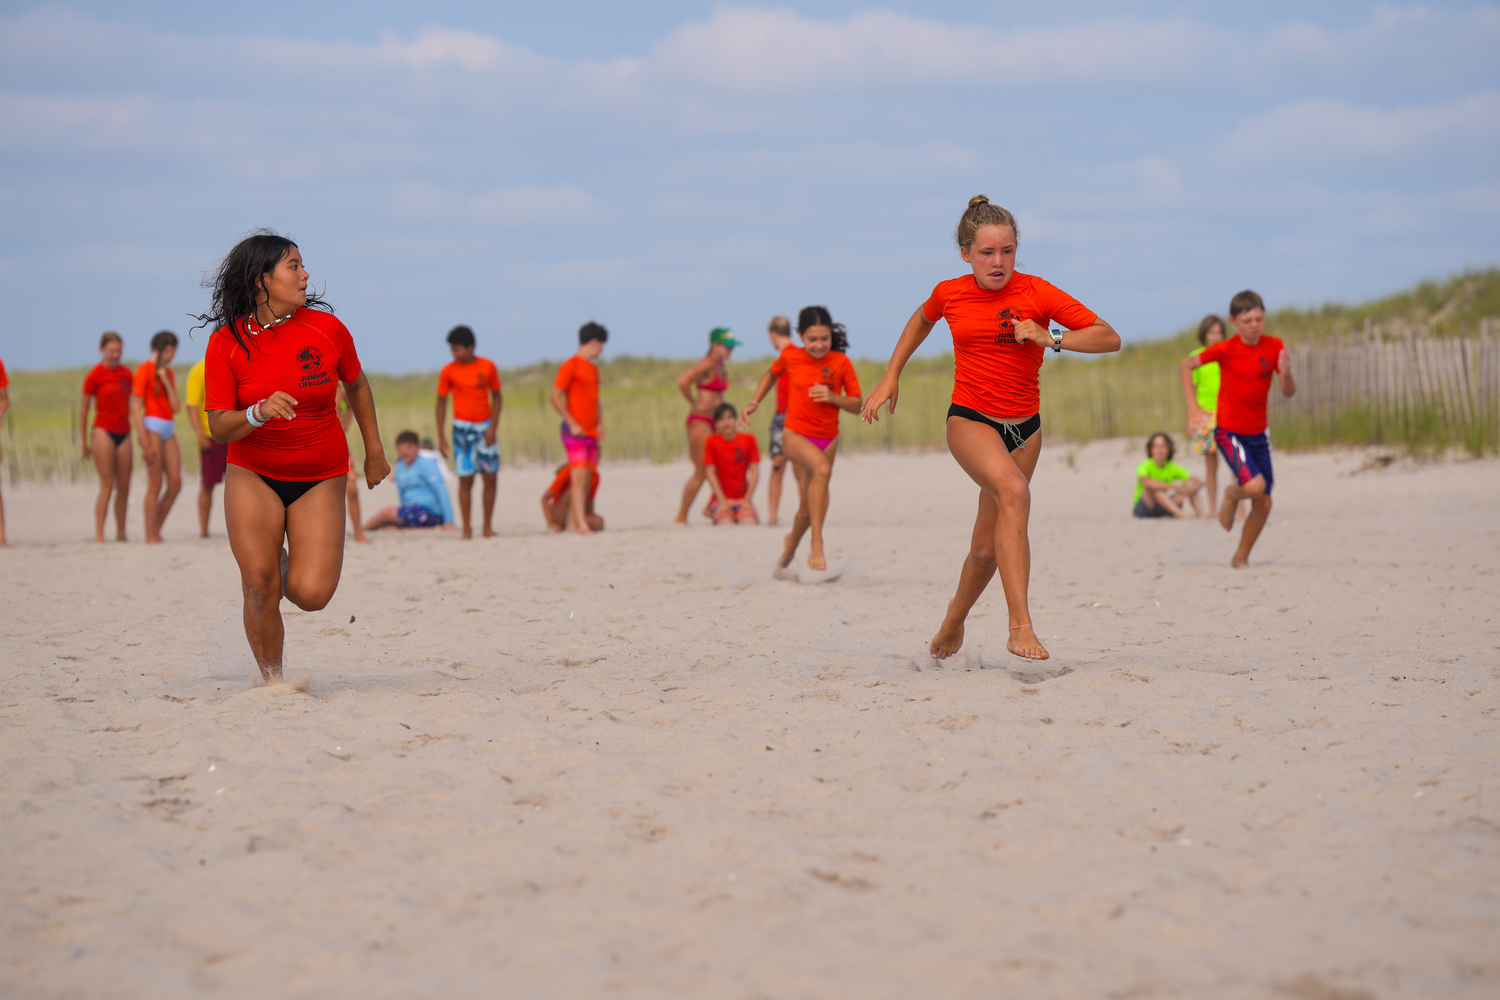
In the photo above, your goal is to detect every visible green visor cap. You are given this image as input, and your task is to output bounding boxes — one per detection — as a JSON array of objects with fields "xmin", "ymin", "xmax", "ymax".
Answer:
[{"xmin": 709, "ymin": 327, "xmax": 740, "ymax": 348}]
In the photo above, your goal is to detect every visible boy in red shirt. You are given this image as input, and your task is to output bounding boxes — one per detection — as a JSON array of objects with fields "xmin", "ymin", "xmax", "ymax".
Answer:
[
  {"xmin": 549, "ymin": 321, "xmax": 607, "ymax": 534},
  {"xmin": 704, "ymin": 403, "xmax": 761, "ymax": 524},
  {"xmin": 763, "ymin": 316, "xmax": 793, "ymax": 524},
  {"xmin": 1180, "ymin": 289, "xmax": 1296, "ymax": 567},
  {"xmin": 435, "ymin": 324, "xmax": 503, "ymax": 539}
]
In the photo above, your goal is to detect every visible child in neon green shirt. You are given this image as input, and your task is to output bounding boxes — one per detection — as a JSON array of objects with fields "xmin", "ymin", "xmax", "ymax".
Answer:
[{"xmin": 1134, "ymin": 432, "xmax": 1203, "ymax": 519}]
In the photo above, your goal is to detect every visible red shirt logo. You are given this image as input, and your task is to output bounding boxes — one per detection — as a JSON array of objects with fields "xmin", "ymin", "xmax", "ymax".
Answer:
[
  {"xmin": 298, "ymin": 347, "xmax": 324, "ymax": 372},
  {"xmin": 995, "ymin": 307, "xmax": 1021, "ymax": 345}
]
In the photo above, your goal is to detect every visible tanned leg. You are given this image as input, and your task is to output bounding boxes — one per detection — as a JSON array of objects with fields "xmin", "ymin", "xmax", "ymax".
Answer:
[
  {"xmin": 113, "ymin": 436, "xmax": 132, "ymax": 541},
  {"xmin": 154, "ymin": 436, "xmax": 182, "ymax": 540},
  {"xmin": 142, "ymin": 432, "xmax": 164, "ymax": 544},
  {"xmin": 346, "ymin": 474, "xmax": 370, "ymax": 542},
  {"xmin": 1234, "ymin": 493, "xmax": 1273, "ymax": 568},
  {"xmin": 198, "ymin": 480, "xmax": 213, "ymax": 537},
  {"xmin": 943, "ymin": 419, "xmax": 1047, "ymax": 660},
  {"xmin": 778, "ymin": 462, "xmax": 811, "ymax": 569},
  {"xmin": 567, "ymin": 466, "xmax": 593, "ymax": 535},
  {"xmin": 91, "ymin": 428, "xmax": 116, "ymax": 543},
  {"xmin": 481, "ymin": 471, "xmax": 497, "ymax": 537},
  {"xmin": 224, "ymin": 466, "xmax": 291, "ymax": 681},
  {"xmin": 675, "ymin": 422, "xmax": 711, "ymax": 523},
  {"xmin": 457, "ymin": 475, "xmax": 474, "ymax": 540},
  {"xmin": 767, "ymin": 454, "xmax": 786, "ymax": 526}
]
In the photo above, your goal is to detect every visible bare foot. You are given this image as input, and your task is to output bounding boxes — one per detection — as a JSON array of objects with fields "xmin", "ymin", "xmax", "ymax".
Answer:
[
  {"xmin": 462, "ymin": 526, "xmax": 473, "ymax": 540},
  {"xmin": 778, "ymin": 531, "xmax": 798, "ymax": 568},
  {"xmin": 1217, "ymin": 495, "xmax": 1237, "ymax": 532},
  {"xmin": 767, "ymin": 518, "xmax": 778, "ymax": 526},
  {"xmin": 673, "ymin": 515, "xmax": 689, "ymax": 525},
  {"xmin": 145, "ymin": 535, "xmax": 163, "ymax": 545},
  {"xmin": 482, "ymin": 527, "xmax": 497, "ymax": 538},
  {"xmin": 567, "ymin": 524, "xmax": 594, "ymax": 536},
  {"xmin": 95, "ymin": 533, "xmax": 106, "ymax": 543},
  {"xmin": 1231, "ymin": 555, "xmax": 1249, "ymax": 569},
  {"xmin": 930, "ymin": 615, "xmax": 964, "ymax": 659},
  {"xmin": 807, "ymin": 547, "xmax": 826, "ymax": 571},
  {"xmin": 353, "ymin": 533, "xmax": 372, "ymax": 544},
  {"xmin": 1007, "ymin": 625, "xmax": 1049, "ymax": 660}
]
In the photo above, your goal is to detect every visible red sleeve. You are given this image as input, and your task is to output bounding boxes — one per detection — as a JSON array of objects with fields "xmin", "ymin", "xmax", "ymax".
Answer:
[
  {"xmin": 839, "ymin": 355, "xmax": 861, "ymax": 397},
  {"xmin": 1198, "ymin": 341, "xmax": 1228, "ymax": 366},
  {"xmin": 553, "ymin": 358, "xmax": 574, "ymax": 391},
  {"xmin": 333, "ymin": 319, "xmax": 360, "ymax": 383},
  {"xmin": 83, "ymin": 368, "xmax": 99, "ymax": 395},
  {"xmin": 204, "ymin": 334, "xmax": 237, "ymax": 411},
  {"xmin": 131, "ymin": 363, "xmax": 152, "ymax": 398},
  {"xmin": 436, "ymin": 364, "xmax": 453, "ymax": 397},
  {"xmin": 486, "ymin": 361, "xmax": 501, "ymax": 392},
  {"xmin": 701, "ymin": 435, "xmax": 722, "ymax": 469},
  {"xmin": 746, "ymin": 435, "xmax": 761, "ymax": 463},
  {"xmin": 922, "ymin": 281, "xmax": 948, "ymax": 324},
  {"xmin": 770, "ymin": 353, "xmax": 787, "ymax": 377},
  {"xmin": 1033, "ymin": 277, "xmax": 1098, "ymax": 330}
]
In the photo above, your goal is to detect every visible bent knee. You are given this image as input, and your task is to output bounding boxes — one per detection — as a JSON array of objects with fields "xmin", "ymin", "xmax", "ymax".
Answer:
[
  {"xmin": 289, "ymin": 588, "xmax": 335, "ymax": 612},
  {"xmin": 969, "ymin": 547, "xmax": 997, "ymax": 569}
]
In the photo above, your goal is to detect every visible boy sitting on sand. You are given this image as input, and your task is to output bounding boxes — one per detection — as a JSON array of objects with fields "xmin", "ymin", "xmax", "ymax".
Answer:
[
  {"xmin": 704, "ymin": 402, "xmax": 760, "ymax": 524},
  {"xmin": 541, "ymin": 462, "xmax": 604, "ymax": 532},
  {"xmin": 1179, "ymin": 289, "xmax": 1296, "ymax": 566},
  {"xmin": 1133, "ymin": 432, "xmax": 1203, "ymax": 518},
  {"xmin": 363, "ymin": 430, "xmax": 455, "ymax": 531}
]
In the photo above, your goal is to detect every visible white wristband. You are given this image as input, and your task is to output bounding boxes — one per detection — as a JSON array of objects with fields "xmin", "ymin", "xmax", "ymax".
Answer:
[{"xmin": 246, "ymin": 402, "xmax": 267, "ymax": 428}]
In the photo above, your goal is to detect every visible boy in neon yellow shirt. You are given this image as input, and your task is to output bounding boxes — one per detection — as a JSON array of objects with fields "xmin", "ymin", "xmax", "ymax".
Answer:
[
  {"xmin": 1133, "ymin": 432, "xmax": 1203, "ymax": 519},
  {"xmin": 183, "ymin": 357, "xmax": 228, "ymax": 538}
]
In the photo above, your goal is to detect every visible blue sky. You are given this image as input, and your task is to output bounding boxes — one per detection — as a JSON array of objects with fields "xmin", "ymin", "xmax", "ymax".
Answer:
[{"xmin": 1, "ymin": 2, "xmax": 1496, "ymax": 371}]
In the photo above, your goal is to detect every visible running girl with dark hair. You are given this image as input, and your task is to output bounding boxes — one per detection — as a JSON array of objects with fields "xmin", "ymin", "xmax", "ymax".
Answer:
[
  {"xmin": 81, "ymin": 332, "xmax": 135, "ymax": 542},
  {"xmin": 861, "ymin": 195, "xmax": 1120, "ymax": 662},
  {"xmin": 674, "ymin": 327, "xmax": 738, "ymax": 524},
  {"xmin": 131, "ymin": 330, "xmax": 182, "ymax": 544},
  {"xmin": 743, "ymin": 305, "xmax": 861, "ymax": 572},
  {"xmin": 198, "ymin": 230, "xmax": 390, "ymax": 682}
]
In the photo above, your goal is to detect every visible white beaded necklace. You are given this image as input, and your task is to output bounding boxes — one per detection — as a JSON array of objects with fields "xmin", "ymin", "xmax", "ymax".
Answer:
[{"xmin": 247, "ymin": 310, "xmax": 294, "ymax": 336}]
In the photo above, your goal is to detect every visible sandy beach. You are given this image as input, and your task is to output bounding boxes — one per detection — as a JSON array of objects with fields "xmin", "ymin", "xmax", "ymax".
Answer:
[{"xmin": 2, "ymin": 441, "xmax": 1497, "ymax": 999}]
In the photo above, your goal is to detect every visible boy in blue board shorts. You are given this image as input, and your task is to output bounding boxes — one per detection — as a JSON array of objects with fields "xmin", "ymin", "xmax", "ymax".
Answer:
[
  {"xmin": 436, "ymin": 325, "xmax": 503, "ymax": 539},
  {"xmin": 1180, "ymin": 290, "xmax": 1297, "ymax": 567}
]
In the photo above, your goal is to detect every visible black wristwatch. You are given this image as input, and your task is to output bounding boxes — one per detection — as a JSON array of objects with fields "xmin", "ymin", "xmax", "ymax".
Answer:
[{"xmin": 1049, "ymin": 329, "xmax": 1063, "ymax": 352}]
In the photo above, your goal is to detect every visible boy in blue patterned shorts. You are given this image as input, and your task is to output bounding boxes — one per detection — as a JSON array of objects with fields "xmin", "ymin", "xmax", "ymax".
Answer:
[{"xmin": 436, "ymin": 325, "xmax": 503, "ymax": 539}]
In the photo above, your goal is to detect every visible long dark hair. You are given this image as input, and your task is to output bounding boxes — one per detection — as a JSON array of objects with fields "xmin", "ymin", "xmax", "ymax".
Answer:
[
  {"xmin": 797, "ymin": 305, "xmax": 849, "ymax": 353},
  {"xmin": 147, "ymin": 330, "xmax": 177, "ymax": 397},
  {"xmin": 193, "ymin": 229, "xmax": 332, "ymax": 358}
]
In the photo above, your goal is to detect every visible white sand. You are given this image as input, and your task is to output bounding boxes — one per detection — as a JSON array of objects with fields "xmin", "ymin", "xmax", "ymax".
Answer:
[{"xmin": 2, "ymin": 442, "xmax": 1497, "ymax": 999}]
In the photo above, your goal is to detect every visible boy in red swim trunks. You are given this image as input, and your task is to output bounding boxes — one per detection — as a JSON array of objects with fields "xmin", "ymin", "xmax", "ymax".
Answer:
[
  {"xmin": 704, "ymin": 402, "xmax": 761, "ymax": 524},
  {"xmin": 541, "ymin": 463, "xmax": 604, "ymax": 532},
  {"xmin": 1180, "ymin": 289, "xmax": 1296, "ymax": 567},
  {"xmin": 550, "ymin": 321, "xmax": 607, "ymax": 535}
]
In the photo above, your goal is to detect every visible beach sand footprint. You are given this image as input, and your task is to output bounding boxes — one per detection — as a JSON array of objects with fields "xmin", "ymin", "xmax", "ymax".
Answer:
[{"xmin": 1008, "ymin": 661, "xmax": 1073, "ymax": 684}]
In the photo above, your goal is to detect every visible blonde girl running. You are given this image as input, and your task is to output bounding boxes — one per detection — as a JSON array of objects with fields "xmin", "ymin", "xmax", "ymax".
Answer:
[{"xmin": 861, "ymin": 196, "xmax": 1120, "ymax": 661}]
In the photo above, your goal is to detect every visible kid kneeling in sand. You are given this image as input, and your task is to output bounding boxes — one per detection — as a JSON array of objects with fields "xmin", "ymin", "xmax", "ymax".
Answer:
[
  {"xmin": 704, "ymin": 402, "xmax": 760, "ymax": 524},
  {"xmin": 1179, "ymin": 290, "xmax": 1296, "ymax": 567},
  {"xmin": 1133, "ymin": 432, "xmax": 1202, "ymax": 518},
  {"xmin": 364, "ymin": 430, "xmax": 455, "ymax": 531},
  {"xmin": 541, "ymin": 462, "xmax": 603, "ymax": 532}
]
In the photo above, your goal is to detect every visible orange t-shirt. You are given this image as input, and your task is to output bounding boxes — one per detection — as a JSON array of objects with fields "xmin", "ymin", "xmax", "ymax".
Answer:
[
  {"xmin": 1197, "ymin": 334, "xmax": 1284, "ymax": 436},
  {"xmin": 84, "ymin": 363, "xmax": 134, "ymax": 434},
  {"xmin": 924, "ymin": 273, "xmax": 1098, "ymax": 420},
  {"xmin": 703, "ymin": 432, "xmax": 760, "ymax": 499},
  {"xmin": 204, "ymin": 308, "xmax": 362, "ymax": 481},
  {"xmin": 131, "ymin": 360, "xmax": 177, "ymax": 420},
  {"xmin": 547, "ymin": 465, "xmax": 600, "ymax": 503},
  {"xmin": 438, "ymin": 358, "xmax": 501, "ymax": 423},
  {"xmin": 554, "ymin": 355, "xmax": 600, "ymax": 439},
  {"xmin": 770, "ymin": 346, "xmax": 860, "ymax": 440}
]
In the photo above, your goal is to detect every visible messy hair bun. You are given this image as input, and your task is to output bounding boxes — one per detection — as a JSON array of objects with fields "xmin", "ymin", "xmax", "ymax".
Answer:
[{"xmin": 955, "ymin": 194, "xmax": 1019, "ymax": 249}]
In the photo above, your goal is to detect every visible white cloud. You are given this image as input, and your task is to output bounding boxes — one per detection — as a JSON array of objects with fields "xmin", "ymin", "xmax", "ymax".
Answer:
[
  {"xmin": 648, "ymin": 7, "xmax": 1216, "ymax": 94},
  {"xmin": 1221, "ymin": 92, "xmax": 1500, "ymax": 166},
  {"xmin": 391, "ymin": 182, "xmax": 601, "ymax": 226}
]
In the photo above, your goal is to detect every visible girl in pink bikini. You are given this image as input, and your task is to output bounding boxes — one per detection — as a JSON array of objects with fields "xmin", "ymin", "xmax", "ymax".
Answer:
[
  {"xmin": 743, "ymin": 306, "xmax": 861, "ymax": 572},
  {"xmin": 674, "ymin": 326, "xmax": 739, "ymax": 523}
]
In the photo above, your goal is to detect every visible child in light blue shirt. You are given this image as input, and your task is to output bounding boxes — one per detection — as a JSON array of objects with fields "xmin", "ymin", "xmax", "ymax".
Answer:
[{"xmin": 363, "ymin": 430, "xmax": 454, "ymax": 530}]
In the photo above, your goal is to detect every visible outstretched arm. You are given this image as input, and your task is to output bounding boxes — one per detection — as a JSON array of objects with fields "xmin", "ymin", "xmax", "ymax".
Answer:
[
  {"xmin": 861, "ymin": 304, "xmax": 935, "ymax": 423},
  {"xmin": 1179, "ymin": 354, "xmax": 1206, "ymax": 435},
  {"xmin": 343, "ymin": 371, "xmax": 391, "ymax": 487},
  {"xmin": 741, "ymin": 369, "xmax": 777, "ymax": 421}
]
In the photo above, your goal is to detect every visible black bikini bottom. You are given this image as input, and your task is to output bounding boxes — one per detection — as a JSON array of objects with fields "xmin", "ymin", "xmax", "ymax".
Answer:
[
  {"xmin": 106, "ymin": 430, "xmax": 129, "ymax": 447},
  {"xmin": 258, "ymin": 474, "xmax": 341, "ymax": 509},
  {"xmin": 946, "ymin": 405, "xmax": 1041, "ymax": 452}
]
